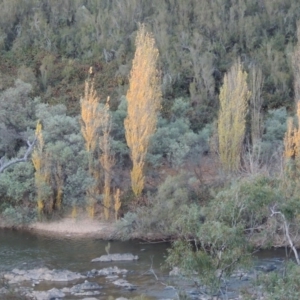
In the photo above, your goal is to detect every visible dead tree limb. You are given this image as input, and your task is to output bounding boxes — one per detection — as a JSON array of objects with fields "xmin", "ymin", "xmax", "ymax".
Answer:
[
  {"xmin": 270, "ymin": 205, "xmax": 300, "ymax": 265},
  {"xmin": 0, "ymin": 137, "xmax": 36, "ymax": 173}
]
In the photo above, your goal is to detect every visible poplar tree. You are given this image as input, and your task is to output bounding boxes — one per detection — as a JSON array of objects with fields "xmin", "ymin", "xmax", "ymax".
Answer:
[
  {"xmin": 293, "ymin": 23, "xmax": 300, "ymax": 106},
  {"xmin": 32, "ymin": 121, "xmax": 53, "ymax": 217},
  {"xmin": 285, "ymin": 23, "xmax": 300, "ymax": 176},
  {"xmin": 81, "ymin": 72, "xmax": 102, "ymax": 154},
  {"xmin": 250, "ymin": 65, "xmax": 264, "ymax": 144},
  {"xmin": 99, "ymin": 97, "xmax": 114, "ymax": 220},
  {"xmin": 81, "ymin": 70, "xmax": 115, "ymax": 219},
  {"xmin": 53, "ymin": 162, "xmax": 63, "ymax": 210},
  {"xmin": 218, "ymin": 61, "xmax": 250, "ymax": 172},
  {"xmin": 283, "ymin": 103, "xmax": 300, "ymax": 181},
  {"xmin": 114, "ymin": 188, "xmax": 121, "ymax": 221},
  {"xmin": 80, "ymin": 72, "xmax": 103, "ymax": 218},
  {"xmin": 284, "ymin": 102, "xmax": 300, "ymax": 160},
  {"xmin": 124, "ymin": 24, "xmax": 162, "ymax": 196}
]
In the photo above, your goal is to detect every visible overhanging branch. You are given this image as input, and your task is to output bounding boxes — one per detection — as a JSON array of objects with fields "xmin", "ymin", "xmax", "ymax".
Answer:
[
  {"xmin": 0, "ymin": 137, "xmax": 37, "ymax": 173},
  {"xmin": 270, "ymin": 205, "xmax": 300, "ymax": 265}
]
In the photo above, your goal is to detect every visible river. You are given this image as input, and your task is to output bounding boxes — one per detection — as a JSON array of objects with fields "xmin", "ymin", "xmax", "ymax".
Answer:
[{"xmin": 0, "ymin": 229, "xmax": 291, "ymax": 299}]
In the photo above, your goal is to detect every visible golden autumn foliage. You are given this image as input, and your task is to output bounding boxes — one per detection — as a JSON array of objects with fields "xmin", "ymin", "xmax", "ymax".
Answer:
[
  {"xmin": 80, "ymin": 72, "xmax": 115, "ymax": 219},
  {"xmin": 54, "ymin": 162, "xmax": 63, "ymax": 210},
  {"xmin": 32, "ymin": 121, "xmax": 44, "ymax": 216},
  {"xmin": 80, "ymin": 77, "xmax": 103, "ymax": 153},
  {"xmin": 80, "ymin": 76, "xmax": 102, "ymax": 218},
  {"xmin": 218, "ymin": 61, "xmax": 251, "ymax": 172},
  {"xmin": 114, "ymin": 188, "xmax": 121, "ymax": 221},
  {"xmin": 32, "ymin": 121, "xmax": 65, "ymax": 216},
  {"xmin": 284, "ymin": 102, "xmax": 300, "ymax": 160},
  {"xmin": 100, "ymin": 97, "xmax": 114, "ymax": 220},
  {"xmin": 124, "ymin": 24, "xmax": 162, "ymax": 196},
  {"xmin": 32, "ymin": 121, "xmax": 53, "ymax": 216}
]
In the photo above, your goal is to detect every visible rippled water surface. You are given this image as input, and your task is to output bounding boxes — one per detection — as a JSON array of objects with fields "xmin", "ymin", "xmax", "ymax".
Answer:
[
  {"xmin": 0, "ymin": 229, "xmax": 293, "ymax": 299},
  {"xmin": 0, "ymin": 229, "xmax": 177, "ymax": 299}
]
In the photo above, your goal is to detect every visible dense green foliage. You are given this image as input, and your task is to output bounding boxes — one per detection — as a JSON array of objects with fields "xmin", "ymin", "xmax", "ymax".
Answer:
[
  {"xmin": 0, "ymin": 0, "xmax": 299, "ymax": 119},
  {"xmin": 2, "ymin": 0, "xmax": 300, "ymax": 298},
  {"xmin": 246, "ymin": 261, "xmax": 300, "ymax": 300}
]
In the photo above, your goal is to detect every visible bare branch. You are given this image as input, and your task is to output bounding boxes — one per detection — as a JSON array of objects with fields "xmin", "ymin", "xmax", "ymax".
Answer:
[
  {"xmin": 0, "ymin": 137, "xmax": 36, "ymax": 173},
  {"xmin": 270, "ymin": 205, "xmax": 300, "ymax": 265}
]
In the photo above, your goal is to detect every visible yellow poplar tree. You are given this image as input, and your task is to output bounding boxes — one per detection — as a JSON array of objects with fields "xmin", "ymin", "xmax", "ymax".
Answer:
[
  {"xmin": 286, "ymin": 22, "xmax": 300, "ymax": 175},
  {"xmin": 54, "ymin": 162, "xmax": 63, "ymax": 210},
  {"xmin": 32, "ymin": 121, "xmax": 53, "ymax": 217},
  {"xmin": 284, "ymin": 102, "xmax": 300, "ymax": 160},
  {"xmin": 218, "ymin": 60, "xmax": 251, "ymax": 172},
  {"xmin": 283, "ymin": 102, "xmax": 300, "ymax": 180},
  {"xmin": 80, "ymin": 73, "xmax": 103, "ymax": 218},
  {"xmin": 99, "ymin": 97, "xmax": 115, "ymax": 220},
  {"xmin": 124, "ymin": 24, "xmax": 162, "ymax": 196},
  {"xmin": 81, "ymin": 72, "xmax": 102, "ymax": 154},
  {"xmin": 114, "ymin": 188, "xmax": 121, "ymax": 221}
]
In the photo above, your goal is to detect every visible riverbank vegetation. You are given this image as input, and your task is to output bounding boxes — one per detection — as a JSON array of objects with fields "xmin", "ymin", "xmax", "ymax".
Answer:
[{"xmin": 2, "ymin": 0, "xmax": 300, "ymax": 298}]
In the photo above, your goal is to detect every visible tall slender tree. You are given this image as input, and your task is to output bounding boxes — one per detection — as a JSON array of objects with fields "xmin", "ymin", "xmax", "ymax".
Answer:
[
  {"xmin": 32, "ymin": 121, "xmax": 53, "ymax": 217},
  {"xmin": 99, "ymin": 97, "xmax": 114, "ymax": 220},
  {"xmin": 284, "ymin": 102, "xmax": 300, "ymax": 160},
  {"xmin": 218, "ymin": 60, "xmax": 250, "ymax": 172},
  {"xmin": 124, "ymin": 24, "xmax": 162, "ymax": 196},
  {"xmin": 250, "ymin": 65, "xmax": 264, "ymax": 144},
  {"xmin": 293, "ymin": 23, "xmax": 300, "ymax": 106},
  {"xmin": 80, "ymin": 71, "xmax": 103, "ymax": 218}
]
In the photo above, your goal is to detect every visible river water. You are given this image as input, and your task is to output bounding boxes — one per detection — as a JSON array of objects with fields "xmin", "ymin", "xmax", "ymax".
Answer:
[
  {"xmin": 0, "ymin": 229, "xmax": 292, "ymax": 299},
  {"xmin": 0, "ymin": 229, "xmax": 177, "ymax": 299}
]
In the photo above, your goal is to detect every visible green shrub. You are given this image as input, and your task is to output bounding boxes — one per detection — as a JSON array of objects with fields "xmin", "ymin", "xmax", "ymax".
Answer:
[
  {"xmin": 148, "ymin": 111, "xmax": 211, "ymax": 168},
  {"xmin": 117, "ymin": 172, "xmax": 200, "ymax": 238},
  {"xmin": 254, "ymin": 261, "xmax": 300, "ymax": 300},
  {"xmin": 2, "ymin": 205, "xmax": 36, "ymax": 226},
  {"xmin": 165, "ymin": 175, "xmax": 284, "ymax": 295},
  {"xmin": 258, "ymin": 107, "xmax": 287, "ymax": 165},
  {"xmin": 0, "ymin": 162, "xmax": 34, "ymax": 207}
]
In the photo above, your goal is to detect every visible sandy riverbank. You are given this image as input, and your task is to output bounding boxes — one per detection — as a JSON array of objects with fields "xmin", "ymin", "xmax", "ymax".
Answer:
[
  {"xmin": 28, "ymin": 218, "xmax": 117, "ymax": 238},
  {"xmin": 0, "ymin": 215, "xmax": 118, "ymax": 239}
]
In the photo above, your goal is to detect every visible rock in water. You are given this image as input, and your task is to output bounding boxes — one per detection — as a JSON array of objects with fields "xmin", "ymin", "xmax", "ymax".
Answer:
[
  {"xmin": 3, "ymin": 267, "xmax": 84, "ymax": 284},
  {"xmin": 113, "ymin": 279, "xmax": 136, "ymax": 290},
  {"xmin": 28, "ymin": 288, "xmax": 65, "ymax": 300},
  {"xmin": 91, "ymin": 253, "xmax": 139, "ymax": 262}
]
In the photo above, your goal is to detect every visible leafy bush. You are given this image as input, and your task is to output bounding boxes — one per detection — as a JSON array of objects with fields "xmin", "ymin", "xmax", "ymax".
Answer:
[
  {"xmin": 35, "ymin": 103, "xmax": 90, "ymax": 211},
  {"xmin": 0, "ymin": 80, "xmax": 37, "ymax": 157},
  {"xmin": 0, "ymin": 162, "xmax": 34, "ymax": 207},
  {"xmin": 165, "ymin": 175, "xmax": 284, "ymax": 295},
  {"xmin": 253, "ymin": 261, "xmax": 300, "ymax": 300},
  {"xmin": 117, "ymin": 172, "xmax": 200, "ymax": 238},
  {"xmin": 208, "ymin": 176, "xmax": 281, "ymax": 231},
  {"xmin": 259, "ymin": 107, "xmax": 287, "ymax": 165},
  {"xmin": 2, "ymin": 205, "xmax": 36, "ymax": 226},
  {"xmin": 148, "ymin": 99, "xmax": 212, "ymax": 168}
]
